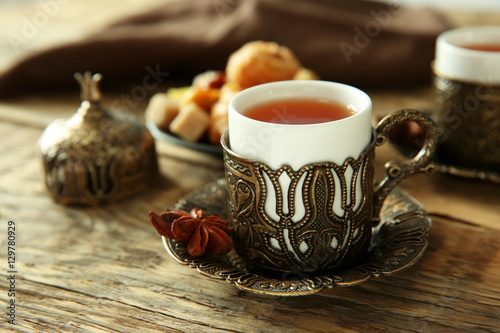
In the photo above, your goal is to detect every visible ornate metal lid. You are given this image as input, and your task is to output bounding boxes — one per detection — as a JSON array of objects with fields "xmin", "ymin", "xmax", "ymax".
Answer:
[{"xmin": 39, "ymin": 72, "xmax": 158, "ymax": 205}]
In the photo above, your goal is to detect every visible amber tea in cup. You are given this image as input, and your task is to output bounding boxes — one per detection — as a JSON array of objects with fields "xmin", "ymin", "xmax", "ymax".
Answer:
[
  {"xmin": 244, "ymin": 98, "xmax": 356, "ymax": 124},
  {"xmin": 461, "ymin": 44, "xmax": 500, "ymax": 52}
]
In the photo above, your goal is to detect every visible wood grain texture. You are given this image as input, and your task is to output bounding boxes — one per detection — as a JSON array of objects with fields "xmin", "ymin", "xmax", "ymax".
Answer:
[
  {"xmin": 1, "ymin": 95, "xmax": 500, "ymax": 332},
  {"xmin": 1, "ymin": 2, "xmax": 500, "ymax": 332}
]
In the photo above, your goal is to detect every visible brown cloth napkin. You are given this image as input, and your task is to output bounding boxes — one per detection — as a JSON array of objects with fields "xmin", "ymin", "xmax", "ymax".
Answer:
[{"xmin": 0, "ymin": 0, "xmax": 451, "ymax": 98}]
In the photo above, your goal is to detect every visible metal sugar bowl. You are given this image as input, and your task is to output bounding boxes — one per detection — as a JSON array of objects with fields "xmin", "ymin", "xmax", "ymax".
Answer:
[{"xmin": 39, "ymin": 72, "xmax": 158, "ymax": 205}]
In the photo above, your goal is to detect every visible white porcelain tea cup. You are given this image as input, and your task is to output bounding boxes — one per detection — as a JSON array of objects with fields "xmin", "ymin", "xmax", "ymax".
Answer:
[
  {"xmin": 434, "ymin": 26, "xmax": 500, "ymax": 84},
  {"xmin": 228, "ymin": 80, "xmax": 373, "ymax": 170}
]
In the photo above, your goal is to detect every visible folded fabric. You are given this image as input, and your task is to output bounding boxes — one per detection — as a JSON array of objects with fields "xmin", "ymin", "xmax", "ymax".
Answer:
[{"xmin": 0, "ymin": 0, "xmax": 451, "ymax": 98}]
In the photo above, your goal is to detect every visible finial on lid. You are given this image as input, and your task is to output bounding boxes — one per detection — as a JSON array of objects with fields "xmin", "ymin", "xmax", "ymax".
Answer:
[{"xmin": 74, "ymin": 71, "xmax": 102, "ymax": 102}]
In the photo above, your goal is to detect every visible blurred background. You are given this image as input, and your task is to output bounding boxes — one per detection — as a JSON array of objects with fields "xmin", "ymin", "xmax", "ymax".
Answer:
[
  {"xmin": 0, "ymin": 0, "xmax": 166, "ymax": 71},
  {"xmin": 1, "ymin": 0, "xmax": 499, "ymax": 67},
  {"xmin": 382, "ymin": 0, "xmax": 500, "ymax": 10},
  {"xmin": 0, "ymin": 0, "xmax": 498, "ymax": 96}
]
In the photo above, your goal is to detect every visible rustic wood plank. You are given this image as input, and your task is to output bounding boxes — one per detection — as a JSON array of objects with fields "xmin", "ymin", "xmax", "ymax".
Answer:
[
  {"xmin": 2, "ymin": 85, "xmax": 499, "ymax": 230},
  {"xmin": 0, "ymin": 118, "xmax": 499, "ymax": 332},
  {"xmin": 2, "ymin": 6, "xmax": 500, "ymax": 329},
  {"xmin": 3, "ymin": 213, "xmax": 500, "ymax": 332}
]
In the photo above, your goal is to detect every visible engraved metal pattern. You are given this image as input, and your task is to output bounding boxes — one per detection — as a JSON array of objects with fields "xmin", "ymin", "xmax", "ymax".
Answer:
[
  {"xmin": 218, "ymin": 109, "xmax": 436, "ymax": 275},
  {"xmin": 164, "ymin": 178, "xmax": 431, "ymax": 296},
  {"xmin": 39, "ymin": 72, "xmax": 158, "ymax": 205},
  {"xmin": 434, "ymin": 74, "xmax": 500, "ymax": 171},
  {"xmin": 373, "ymin": 109, "xmax": 438, "ymax": 224},
  {"xmin": 222, "ymin": 137, "xmax": 376, "ymax": 275}
]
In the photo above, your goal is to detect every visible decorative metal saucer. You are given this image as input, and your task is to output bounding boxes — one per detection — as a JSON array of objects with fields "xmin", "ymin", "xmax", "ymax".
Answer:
[
  {"xmin": 162, "ymin": 178, "xmax": 431, "ymax": 296},
  {"xmin": 389, "ymin": 136, "xmax": 500, "ymax": 184},
  {"xmin": 432, "ymin": 162, "xmax": 500, "ymax": 183}
]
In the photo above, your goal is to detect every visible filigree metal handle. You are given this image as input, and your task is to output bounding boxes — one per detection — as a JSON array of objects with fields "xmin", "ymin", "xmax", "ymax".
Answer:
[{"xmin": 372, "ymin": 109, "xmax": 438, "ymax": 226}]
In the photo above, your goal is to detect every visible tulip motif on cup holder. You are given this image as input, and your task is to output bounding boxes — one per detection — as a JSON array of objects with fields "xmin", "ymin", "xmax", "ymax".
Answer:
[
  {"xmin": 224, "ymin": 142, "xmax": 375, "ymax": 276},
  {"xmin": 223, "ymin": 108, "xmax": 438, "ymax": 277}
]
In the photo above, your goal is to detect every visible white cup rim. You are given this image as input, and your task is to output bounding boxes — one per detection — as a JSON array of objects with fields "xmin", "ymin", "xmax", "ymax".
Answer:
[
  {"xmin": 434, "ymin": 26, "xmax": 500, "ymax": 84},
  {"xmin": 227, "ymin": 80, "xmax": 373, "ymax": 170},
  {"xmin": 229, "ymin": 80, "xmax": 372, "ymax": 129}
]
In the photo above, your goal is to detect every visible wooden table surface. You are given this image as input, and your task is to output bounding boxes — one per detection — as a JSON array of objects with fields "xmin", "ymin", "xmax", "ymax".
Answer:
[{"xmin": 1, "ymin": 2, "xmax": 500, "ymax": 333}]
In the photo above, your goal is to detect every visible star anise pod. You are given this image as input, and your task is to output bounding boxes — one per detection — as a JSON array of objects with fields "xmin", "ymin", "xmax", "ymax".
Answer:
[{"xmin": 149, "ymin": 208, "xmax": 234, "ymax": 257}]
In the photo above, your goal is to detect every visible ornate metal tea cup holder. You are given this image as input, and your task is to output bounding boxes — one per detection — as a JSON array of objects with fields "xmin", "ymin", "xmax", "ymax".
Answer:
[{"xmin": 162, "ymin": 178, "xmax": 431, "ymax": 296}]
